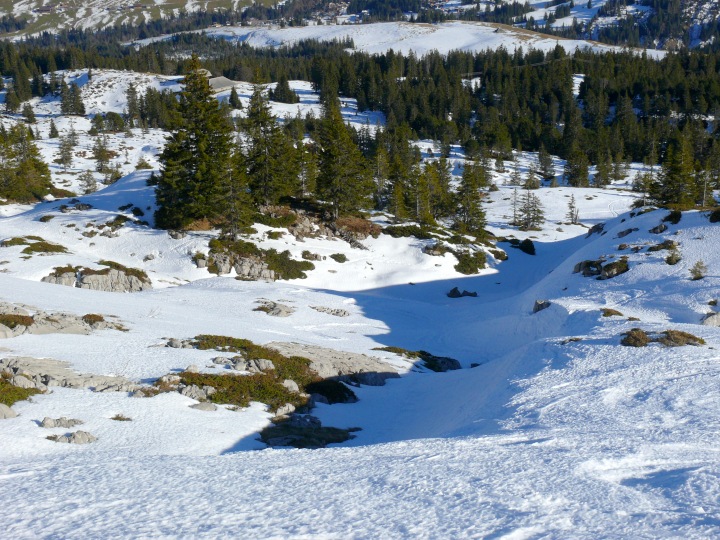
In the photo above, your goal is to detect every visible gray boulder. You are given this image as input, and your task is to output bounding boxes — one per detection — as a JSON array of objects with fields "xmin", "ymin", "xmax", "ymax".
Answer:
[
  {"xmin": 255, "ymin": 300, "xmax": 294, "ymax": 317},
  {"xmin": 0, "ymin": 404, "xmax": 17, "ymax": 419},
  {"xmin": 310, "ymin": 306, "xmax": 351, "ymax": 317},
  {"xmin": 49, "ymin": 431, "xmax": 97, "ymax": 444},
  {"xmin": 40, "ymin": 417, "xmax": 83, "ymax": 429},
  {"xmin": 11, "ymin": 375, "xmax": 36, "ymax": 389},
  {"xmin": 282, "ymin": 379, "xmax": 300, "ymax": 393},
  {"xmin": 533, "ymin": 300, "xmax": 551, "ymax": 313},
  {"xmin": 234, "ymin": 257, "xmax": 275, "ymax": 281},
  {"xmin": 180, "ymin": 385, "xmax": 207, "ymax": 401},
  {"xmin": 702, "ymin": 312, "xmax": 720, "ymax": 327},
  {"xmin": 275, "ymin": 403, "xmax": 295, "ymax": 417}
]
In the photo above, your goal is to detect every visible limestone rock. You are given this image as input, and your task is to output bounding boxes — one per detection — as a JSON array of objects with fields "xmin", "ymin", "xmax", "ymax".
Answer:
[
  {"xmin": 41, "ymin": 271, "xmax": 77, "ymax": 287},
  {"xmin": 40, "ymin": 417, "xmax": 83, "ymax": 429},
  {"xmin": 533, "ymin": 300, "xmax": 551, "ymax": 313},
  {"xmin": 49, "ymin": 431, "xmax": 97, "ymax": 444},
  {"xmin": 616, "ymin": 228, "xmax": 638, "ymax": 238},
  {"xmin": 0, "ymin": 404, "xmax": 17, "ymax": 419},
  {"xmin": 275, "ymin": 403, "xmax": 295, "ymax": 417},
  {"xmin": 702, "ymin": 312, "xmax": 720, "ymax": 327},
  {"xmin": 310, "ymin": 306, "xmax": 351, "ymax": 317},
  {"xmin": 282, "ymin": 379, "xmax": 300, "ymax": 393},
  {"xmin": 11, "ymin": 375, "xmax": 36, "ymax": 389},
  {"xmin": 77, "ymin": 268, "xmax": 151, "ymax": 293},
  {"xmin": 180, "ymin": 384, "xmax": 206, "ymax": 401},
  {"xmin": 573, "ymin": 260, "xmax": 603, "ymax": 277},
  {"xmin": 255, "ymin": 300, "xmax": 294, "ymax": 317},
  {"xmin": 267, "ymin": 342, "xmax": 400, "ymax": 384},
  {"xmin": 190, "ymin": 402, "xmax": 217, "ymax": 411},
  {"xmin": 185, "ymin": 364, "xmax": 199, "ymax": 373},
  {"xmin": 650, "ymin": 223, "xmax": 668, "ymax": 234}
]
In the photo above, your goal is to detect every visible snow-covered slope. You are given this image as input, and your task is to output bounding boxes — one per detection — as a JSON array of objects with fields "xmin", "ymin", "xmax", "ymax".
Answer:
[
  {"xmin": 1, "ymin": 69, "xmax": 720, "ymax": 536},
  {"xmin": 143, "ymin": 20, "xmax": 666, "ymax": 57}
]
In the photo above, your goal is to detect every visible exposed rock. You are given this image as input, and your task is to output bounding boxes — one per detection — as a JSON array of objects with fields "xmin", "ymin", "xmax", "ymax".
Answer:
[
  {"xmin": 180, "ymin": 384, "xmax": 206, "ymax": 401},
  {"xmin": 0, "ymin": 403, "xmax": 17, "ymax": 419},
  {"xmin": 143, "ymin": 254, "xmax": 155, "ymax": 262},
  {"xmin": 533, "ymin": 300, "xmax": 551, "ymax": 313},
  {"xmin": 310, "ymin": 306, "xmax": 350, "ymax": 317},
  {"xmin": 40, "ymin": 417, "xmax": 83, "ymax": 429},
  {"xmin": 77, "ymin": 268, "xmax": 151, "ymax": 293},
  {"xmin": 254, "ymin": 300, "xmax": 294, "ymax": 317},
  {"xmin": 427, "ymin": 356, "xmax": 462, "ymax": 372},
  {"xmin": 11, "ymin": 375, "xmax": 36, "ymax": 389},
  {"xmin": 234, "ymin": 257, "xmax": 275, "ymax": 281},
  {"xmin": 211, "ymin": 252, "xmax": 233, "ymax": 275},
  {"xmin": 282, "ymin": 379, "xmax": 300, "ymax": 393},
  {"xmin": 0, "ymin": 324, "xmax": 12, "ymax": 339},
  {"xmin": 239, "ymin": 358, "xmax": 275, "ymax": 373},
  {"xmin": 586, "ymin": 223, "xmax": 605, "ymax": 237},
  {"xmin": 702, "ymin": 312, "xmax": 720, "ymax": 327},
  {"xmin": 616, "ymin": 228, "xmax": 638, "ymax": 238},
  {"xmin": 195, "ymin": 257, "xmax": 207, "ymax": 268},
  {"xmin": 447, "ymin": 287, "xmax": 477, "ymax": 298},
  {"xmin": 190, "ymin": 402, "xmax": 217, "ymax": 411},
  {"xmin": 275, "ymin": 403, "xmax": 296, "ymax": 417},
  {"xmin": 41, "ymin": 271, "xmax": 77, "ymax": 287},
  {"xmin": 599, "ymin": 259, "xmax": 629, "ymax": 280},
  {"xmin": 169, "ymin": 230, "xmax": 187, "ymax": 240},
  {"xmin": 0, "ymin": 357, "xmax": 139, "ymax": 393},
  {"xmin": 289, "ymin": 215, "xmax": 316, "ymax": 240},
  {"xmin": 185, "ymin": 364, "xmax": 199, "ymax": 373},
  {"xmin": 167, "ymin": 338, "xmax": 183, "ymax": 348},
  {"xmin": 573, "ymin": 260, "xmax": 603, "ymax": 277},
  {"xmin": 650, "ymin": 223, "xmax": 668, "ymax": 234},
  {"xmin": 267, "ymin": 342, "xmax": 400, "ymax": 385},
  {"xmin": 48, "ymin": 431, "xmax": 97, "ymax": 444},
  {"xmin": 0, "ymin": 302, "xmax": 122, "ymax": 338}
]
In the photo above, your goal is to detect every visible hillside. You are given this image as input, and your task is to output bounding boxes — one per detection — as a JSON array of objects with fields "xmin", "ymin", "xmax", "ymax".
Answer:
[{"xmin": 0, "ymin": 66, "xmax": 719, "ymax": 536}]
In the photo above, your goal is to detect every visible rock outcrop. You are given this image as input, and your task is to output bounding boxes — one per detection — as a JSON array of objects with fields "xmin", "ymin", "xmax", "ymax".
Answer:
[
  {"xmin": 40, "ymin": 417, "xmax": 83, "ymax": 429},
  {"xmin": 0, "ymin": 301, "xmax": 123, "ymax": 339},
  {"xmin": 47, "ymin": 431, "xmax": 97, "ymax": 444},
  {"xmin": 267, "ymin": 342, "xmax": 400, "ymax": 386},
  {"xmin": 0, "ymin": 404, "xmax": 17, "ymax": 419},
  {"xmin": 42, "ymin": 266, "xmax": 152, "ymax": 292},
  {"xmin": 310, "ymin": 306, "xmax": 351, "ymax": 317}
]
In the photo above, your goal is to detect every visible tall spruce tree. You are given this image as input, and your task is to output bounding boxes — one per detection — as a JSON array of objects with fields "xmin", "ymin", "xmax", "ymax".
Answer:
[
  {"xmin": 455, "ymin": 157, "xmax": 487, "ymax": 234},
  {"xmin": 316, "ymin": 100, "xmax": 372, "ymax": 218},
  {"xmin": 155, "ymin": 56, "xmax": 235, "ymax": 229}
]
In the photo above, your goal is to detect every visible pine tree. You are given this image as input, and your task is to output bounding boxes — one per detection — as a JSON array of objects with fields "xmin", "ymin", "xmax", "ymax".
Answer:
[
  {"xmin": 651, "ymin": 139, "xmax": 697, "ymax": 208},
  {"xmin": 244, "ymin": 85, "xmax": 296, "ymax": 205},
  {"xmin": 79, "ymin": 170, "xmax": 96, "ymax": 194},
  {"xmin": 316, "ymin": 100, "xmax": 372, "ymax": 218},
  {"xmin": 92, "ymin": 135, "xmax": 111, "ymax": 173},
  {"xmin": 455, "ymin": 158, "xmax": 487, "ymax": 234},
  {"xmin": 519, "ymin": 189, "xmax": 545, "ymax": 230},
  {"xmin": 0, "ymin": 124, "xmax": 52, "ymax": 202},
  {"xmin": 126, "ymin": 84, "xmax": 139, "ymax": 128},
  {"xmin": 48, "ymin": 120, "xmax": 59, "ymax": 139},
  {"xmin": 58, "ymin": 135, "xmax": 73, "ymax": 172},
  {"xmin": 270, "ymin": 74, "xmax": 299, "ymax": 104},
  {"xmin": 564, "ymin": 148, "xmax": 590, "ymax": 187},
  {"xmin": 567, "ymin": 193, "xmax": 579, "ymax": 224},
  {"xmin": 4, "ymin": 89, "xmax": 19, "ymax": 113},
  {"xmin": 21, "ymin": 103, "xmax": 35, "ymax": 123},
  {"xmin": 155, "ymin": 56, "xmax": 236, "ymax": 229},
  {"xmin": 229, "ymin": 86, "xmax": 242, "ymax": 110},
  {"xmin": 538, "ymin": 144, "xmax": 554, "ymax": 181}
]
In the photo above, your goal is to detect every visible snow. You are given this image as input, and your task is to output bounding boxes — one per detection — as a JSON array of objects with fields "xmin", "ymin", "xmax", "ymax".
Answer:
[
  {"xmin": 134, "ymin": 21, "xmax": 666, "ymax": 58},
  {"xmin": 1, "ymin": 70, "xmax": 719, "ymax": 537}
]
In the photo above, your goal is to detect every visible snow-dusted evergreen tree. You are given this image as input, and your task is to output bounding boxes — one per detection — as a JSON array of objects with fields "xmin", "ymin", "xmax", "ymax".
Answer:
[
  {"xmin": 518, "ymin": 189, "xmax": 545, "ymax": 230},
  {"xmin": 567, "ymin": 194, "xmax": 579, "ymax": 224}
]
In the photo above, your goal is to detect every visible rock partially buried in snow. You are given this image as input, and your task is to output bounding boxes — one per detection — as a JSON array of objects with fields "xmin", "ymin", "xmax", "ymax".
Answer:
[
  {"xmin": 254, "ymin": 300, "xmax": 294, "ymax": 317},
  {"xmin": 533, "ymin": 300, "xmax": 551, "ymax": 313},
  {"xmin": 190, "ymin": 402, "xmax": 217, "ymax": 412},
  {"xmin": 0, "ymin": 403, "xmax": 17, "ymax": 419},
  {"xmin": 310, "ymin": 306, "xmax": 351, "ymax": 317},
  {"xmin": 702, "ymin": 312, "xmax": 720, "ymax": 327},
  {"xmin": 447, "ymin": 287, "xmax": 477, "ymax": 298},
  {"xmin": 78, "ymin": 268, "xmax": 151, "ymax": 293},
  {"xmin": 48, "ymin": 431, "xmax": 97, "ymax": 444},
  {"xmin": 40, "ymin": 417, "xmax": 83, "ymax": 429}
]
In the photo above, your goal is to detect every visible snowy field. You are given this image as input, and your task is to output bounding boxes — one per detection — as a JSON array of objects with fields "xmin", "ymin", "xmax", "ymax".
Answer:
[
  {"xmin": 136, "ymin": 21, "xmax": 666, "ymax": 58},
  {"xmin": 0, "ymin": 71, "xmax": 719, "ymax": 537}
]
